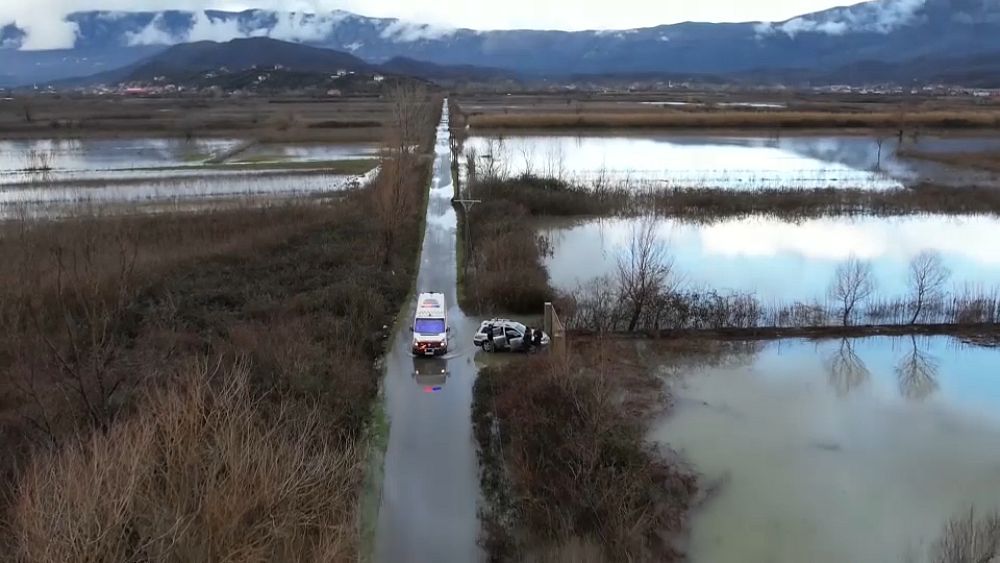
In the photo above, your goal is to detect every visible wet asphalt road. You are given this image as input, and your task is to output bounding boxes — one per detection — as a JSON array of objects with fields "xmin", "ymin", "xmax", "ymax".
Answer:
[{"xmin": 374, "ymin": 101, "xmax": 484, "ymax": 563}]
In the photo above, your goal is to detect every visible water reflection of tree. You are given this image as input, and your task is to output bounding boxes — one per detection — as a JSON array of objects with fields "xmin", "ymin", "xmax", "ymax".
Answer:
[
  {"xmin": 895, "ymin": 335, "xmax": 940, "ymax": 401},
  {"xmin": 825, "ymin": 339, "xmax": 870, "ymax": 395}
]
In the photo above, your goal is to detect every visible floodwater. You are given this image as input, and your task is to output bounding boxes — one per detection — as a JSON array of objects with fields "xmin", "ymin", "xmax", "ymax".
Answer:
[
  {"xmin": 540, "ymin": 214, "xmax": 1000, "ymax": 303},
  {"xmin": 374, "ymin": 100, "xmax": 483, "ymax": 563},
  {"xmin": 0, "ymin": 137, "xmax": 379, "ymax": 219},
  {"xmin": 0, "ymin": 169, "xmax": 377, "ymax": 221},
  {"xmin": 653, "ymin": 336, "xmax": 1000, "ymax": 562},
  {"xmin": 0, "ymin": 138, "xmax": 239, "ymax": 172},
  {"xmin": 464, "ymin": 134, "xmax": 1000, "ymax": 190},
  {"xmin": 234, "ymin": 142, "xmax": 378, "ymax": 163}
]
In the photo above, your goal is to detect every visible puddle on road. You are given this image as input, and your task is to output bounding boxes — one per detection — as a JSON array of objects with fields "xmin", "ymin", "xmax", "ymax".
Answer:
[
  {"xmin": 654, "ymin": 336, "xmax": 1000, "ymax": 562},
  {"xmin": 540, "ymin": 214, "xmax": 1000, "ymax": 303},
  {"xmin": 464, "ymin": 134, "xmax": 1000, "ymax": 189}
]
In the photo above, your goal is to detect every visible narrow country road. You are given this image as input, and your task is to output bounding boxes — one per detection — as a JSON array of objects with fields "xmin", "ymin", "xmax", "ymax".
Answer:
[{"xmin": 374, "ymin": 101, "xmax": 483, "ymax": 563}]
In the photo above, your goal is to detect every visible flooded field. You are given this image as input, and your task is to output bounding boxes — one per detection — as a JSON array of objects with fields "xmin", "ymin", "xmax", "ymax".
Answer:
[
  {"xmin": 541, "ymin": 214, "xmax": 1000, "ymax": 303},
  {"xmin": 0, "ymin": 138, "xmax": 240, "ymax": 172},
  {"xmin": 0, "ymin": 138, "xmax": 378, "ymax": 219},
  {"xmin": 233, "ymin": 143, "xmax": 378, "ymax": 163},
  {"xmin": 0, "ymin": 173, "xmax": 369, "ymax": 220},
  {"xmin": 464, "ymin": 134, "xmax": 1000, "ymax": 189},
  {"xmin": 654, "ymin": 336, "xmax": 1000, "ymax": 562}
]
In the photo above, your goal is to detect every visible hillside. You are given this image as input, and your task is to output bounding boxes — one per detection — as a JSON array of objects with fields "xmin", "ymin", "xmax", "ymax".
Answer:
[{"xmin": 3, "ymin": 1, "xmax": 1000, "ymax": 87}]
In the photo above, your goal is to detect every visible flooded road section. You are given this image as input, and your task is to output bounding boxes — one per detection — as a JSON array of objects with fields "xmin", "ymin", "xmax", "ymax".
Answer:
[
  {"xmin": 465, "ymin": 134, "xmax": 1000, "ymax": 190},
  {"xmin": 654, "ymin": 336, "xmax": 1000, "ymax": 562},
  {"xmin": 374, "ymin": 101, "xmax": 483, "ymax": 563},
  {"xmin": 540, "ymin": 215, "xmax": 1000, "ymax": 303}
]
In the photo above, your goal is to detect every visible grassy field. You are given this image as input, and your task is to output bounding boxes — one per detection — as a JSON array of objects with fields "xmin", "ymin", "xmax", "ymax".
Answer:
[
  {"xmin": 454, "ymin": 92, "xmax": 1000, "ymax": 132},
  {"xmin": 0, "ymin": 95, "xmax": 392, "ymax": 141}
]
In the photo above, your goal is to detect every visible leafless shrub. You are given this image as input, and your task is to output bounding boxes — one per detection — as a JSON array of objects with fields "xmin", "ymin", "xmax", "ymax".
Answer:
[
  {"xmin": 925, "ymin": 508, "xmax": 1000, "ymax": 563},
  {"xmin": 617, "ymin": 217, "xmax": 676, "ymax": 332},
  {"xmin": 22, "ymin": 149, "xmax": 53, "ymax": 173}
]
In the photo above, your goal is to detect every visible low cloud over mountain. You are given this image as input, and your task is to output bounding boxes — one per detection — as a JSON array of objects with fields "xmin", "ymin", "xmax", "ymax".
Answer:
[{"xmin": 2, "ymin": 0, "xmax": 999, "ymax": 86}]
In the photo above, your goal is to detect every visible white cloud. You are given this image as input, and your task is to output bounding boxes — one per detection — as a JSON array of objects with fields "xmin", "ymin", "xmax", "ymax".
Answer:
[
  {"xmin": 124, "ymin": 14, "xmax": 176, "ymax": 45},
  {"xmin": 0, "ymin": 0, "xmax": 942, "ymax": 50},
  {"xmin": 2, "ymin": 9, "xmax": 79, "ymax": 50},
  {"xmin": 758, "ymin": 0, "xmax": 926, "ymax": 38},
  {"xmin": 187, "ymin": 10, "xmax": 243, "ymax": 42},
  {"xmin": 379, "ymin": 20, "xmax": 456, "ymax": 42},
  {"xmin": 266, "ymin": 11, "xmax": 349, "ymax": 42}
]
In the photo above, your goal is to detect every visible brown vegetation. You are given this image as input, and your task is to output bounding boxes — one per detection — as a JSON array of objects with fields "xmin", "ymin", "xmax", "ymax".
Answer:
[
  {"xmin": 472, "ymin": 175, "xmax": 1000, "ymax": 220},
  {"xmin": 901, "ymin": 149, "xmax": 1000, "ymax": 173},
  {"xmin": 472, "ymin": 346, "xmax": 696, "ymax": 562},
  {"xmin": 0, "ymin": 95, "xmax": 394, "ymax": 141},
  {"xmin": 0, "ymin": 93, "xmax": 439, "ymax": 558},
  {"xmin": 12, "ymin": 362, "xmax": 363, "ymax": 563},
  {"xmin": 461, "ymin": 199, "xmax": 555, "ymax": 315},
  {"xmin": 467, "ymin": 110, "xmax": 1000, "ymax": 131}
]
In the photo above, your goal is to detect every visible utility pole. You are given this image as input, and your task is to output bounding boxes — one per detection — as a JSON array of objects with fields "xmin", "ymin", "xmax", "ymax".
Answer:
[{"xmin": 454, "ymin": 198, "xmax": 481, "ymax": 277}]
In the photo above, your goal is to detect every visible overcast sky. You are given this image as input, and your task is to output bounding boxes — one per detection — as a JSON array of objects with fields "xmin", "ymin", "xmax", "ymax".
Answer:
[{"xmin": 3, "ymin": 0, "xmax": 861, "ymax": 31}]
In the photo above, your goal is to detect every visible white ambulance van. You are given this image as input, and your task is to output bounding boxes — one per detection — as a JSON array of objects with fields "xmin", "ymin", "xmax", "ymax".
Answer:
[{"xmin": 411, "ymin": 292, "xmax": 449, "ymax": 356}]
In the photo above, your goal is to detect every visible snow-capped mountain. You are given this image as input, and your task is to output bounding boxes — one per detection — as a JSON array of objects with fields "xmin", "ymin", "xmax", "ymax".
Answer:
[{"xmin": 2, "ymin": 0, "xmax": 999, "ymax": 86}]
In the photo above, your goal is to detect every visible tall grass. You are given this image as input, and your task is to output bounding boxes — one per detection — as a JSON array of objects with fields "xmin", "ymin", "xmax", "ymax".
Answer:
[
  {"xmin": 11, "ymin": 360, "xmax": 364, "ymax": 563},
  {"xmin": 470, "ymin": 175, "xmax": 1000, "ymax": 220}
]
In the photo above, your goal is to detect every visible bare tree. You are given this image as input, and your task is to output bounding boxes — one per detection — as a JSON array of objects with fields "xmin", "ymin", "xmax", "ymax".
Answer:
[
  {"xmin": 874, "ymin": 134, "xmax": 892, "ymax": 171},
  {"xmin": 927, "ymin": 508, "xmax": 1000, "ymax": 563},
  {"xmin": 895, "ymin": 335, "xmax": 939, "ymax": 401},
  {"xmin": 373, "ymin": 84, "xmax": 431, "ymax": 265},
  {"xmin": 829, "ymin": 255, "xmax": 876, "ymax": 326},
  {"xmin": 908, "ymin": 251, "xmax": 950, "ymax": 324},
  {"xmin": 617, "ymin": 217, "xmax": 675, "ymax": 332}
]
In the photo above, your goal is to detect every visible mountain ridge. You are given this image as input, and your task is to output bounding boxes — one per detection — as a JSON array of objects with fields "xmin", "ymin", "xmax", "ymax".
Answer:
[{"xmin": 2, "ymin": 1, "xmax": 1000, "ymax": 87}]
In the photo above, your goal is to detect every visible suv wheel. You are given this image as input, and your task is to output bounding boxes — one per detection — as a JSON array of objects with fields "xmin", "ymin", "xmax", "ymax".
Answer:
[{"xmin": 483, "ymin": 340, "xmax": 495, "ymax": 353}]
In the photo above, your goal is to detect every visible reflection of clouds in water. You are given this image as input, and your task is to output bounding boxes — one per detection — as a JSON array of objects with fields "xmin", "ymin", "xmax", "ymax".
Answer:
[
  {"xmin": 543, "ymin": 215, "xmax": 1000, "ymax": 301},
  {"xmin": 466, "ymin": 135, "xmax": 905, "ymax": 190},
  {"xmin": 657, "ymin": 336, "xmax": 1000, "ymax": 563},
  {"xmin": 698, "ymin": 215, "xmax": 1000, "ymax": 265}
]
